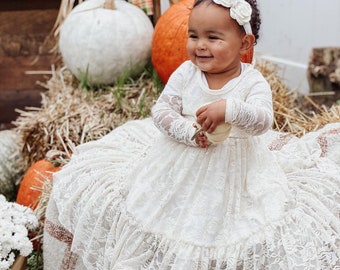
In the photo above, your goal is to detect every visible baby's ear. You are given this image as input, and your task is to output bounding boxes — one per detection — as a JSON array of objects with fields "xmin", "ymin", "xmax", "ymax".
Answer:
[{"xmin": 241, "ymin": 34, "xmax": 255, "ymax": 54}]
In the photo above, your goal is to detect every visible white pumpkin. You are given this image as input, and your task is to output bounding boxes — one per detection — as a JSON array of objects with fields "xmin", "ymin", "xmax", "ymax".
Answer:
[
  {"xmin": 0, "ymin": 130, "xmax": 26, "ymax": 200},
  {"xmin": 59, "ymin": 0, "xmax": 154, "ymax": 85}
]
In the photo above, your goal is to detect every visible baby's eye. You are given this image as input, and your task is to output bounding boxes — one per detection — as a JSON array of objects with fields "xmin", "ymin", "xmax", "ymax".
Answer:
[
  {"xmin": 208, "ymin": 35, "xmax": 219, "ymax": 40},
  {"xmin": 189, "ymin": 34, "xmax": 198, "ymax": 39}
]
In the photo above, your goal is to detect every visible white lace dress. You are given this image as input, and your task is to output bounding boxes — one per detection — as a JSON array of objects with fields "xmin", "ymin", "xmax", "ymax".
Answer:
[{"xmin": 49, "ymin": 61, "xmax": 340, "ymax": 269}]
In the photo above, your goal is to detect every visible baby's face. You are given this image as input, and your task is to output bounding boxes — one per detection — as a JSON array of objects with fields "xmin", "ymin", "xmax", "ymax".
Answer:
[{"xmin": 187, "ymin": 2, "xmax": 245, "ymax": 76}]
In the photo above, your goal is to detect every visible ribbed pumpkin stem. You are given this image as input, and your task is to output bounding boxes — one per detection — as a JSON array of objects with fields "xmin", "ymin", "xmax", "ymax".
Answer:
[{"xmin": 104, "ymin": 0, "xmax": 116, "ymax": 10}]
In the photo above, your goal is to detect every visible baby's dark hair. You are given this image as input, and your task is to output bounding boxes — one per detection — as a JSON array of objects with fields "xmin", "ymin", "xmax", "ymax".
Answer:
[
  {"xmin": 247, "ymin": 0, "xmax": 261, "ymax": 42},
  {"xmin": 193, "ymin": 0, "xmax": 261, "ymax": 43}
]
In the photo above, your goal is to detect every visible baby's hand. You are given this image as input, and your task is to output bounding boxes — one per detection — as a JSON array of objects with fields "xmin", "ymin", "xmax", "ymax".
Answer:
[
  {"xmin": 195, "ymin": 130, "xmax": 210, "ymax": 148},
  {"xmin": 196, "ymin": 100, "xmax": 226, "ymax": 133},
  {"xmin": 192, "ymin": 124, "xmax": 210, "ymax": 148}
]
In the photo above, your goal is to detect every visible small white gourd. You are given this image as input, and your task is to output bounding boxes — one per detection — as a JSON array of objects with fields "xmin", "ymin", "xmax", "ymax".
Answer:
[
  {"xmin": 59, "ymin": 0, "xmax": 154, "ymax": 85},
  {"xmin": 206, "ymin": 123, "xmax": 231, "ymax": 144},
  {"xmin": 195, "ymin": 101, "xmax": 232, "ymax": 144}
]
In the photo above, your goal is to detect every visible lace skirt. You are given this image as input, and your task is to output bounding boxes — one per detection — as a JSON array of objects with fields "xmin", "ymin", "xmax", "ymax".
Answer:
[{"xmin": 51, "ymin": 118, "xmax": 340, "ymax": 269}]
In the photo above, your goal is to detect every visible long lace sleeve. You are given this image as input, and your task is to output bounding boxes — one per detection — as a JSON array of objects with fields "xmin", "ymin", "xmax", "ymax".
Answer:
[
  {"xmin": 225, "ymin": 79, "xmax": 273, "ymax": 136},
  {"xmin": 151, "ymin": 64, "xmax": 197, "ymax": 146}
]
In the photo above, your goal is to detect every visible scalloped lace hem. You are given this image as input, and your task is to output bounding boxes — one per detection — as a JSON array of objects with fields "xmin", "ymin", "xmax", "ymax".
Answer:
[{"xmin": 60, "ymin": 191, "xmax": 340, "ymax": 270}]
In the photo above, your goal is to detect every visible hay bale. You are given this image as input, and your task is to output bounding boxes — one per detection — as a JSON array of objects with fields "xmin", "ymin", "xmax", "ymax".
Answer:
[
  {"xmin": 256, "ymin": 61, "xmax": 340, "ymax": 137},
  {"xmin": 13, "ymin": 67, "xmax": 161, "ymax": 166}
]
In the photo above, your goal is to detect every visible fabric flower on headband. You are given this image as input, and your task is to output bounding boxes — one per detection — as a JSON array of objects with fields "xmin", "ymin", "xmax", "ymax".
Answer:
[{"xmin": 213, "ymin": 0, "xmax": 253, "ymax": 34}]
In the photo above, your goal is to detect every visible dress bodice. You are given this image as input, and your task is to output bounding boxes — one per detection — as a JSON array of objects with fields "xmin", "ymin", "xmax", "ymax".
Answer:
[{"xmin": 152, "ymin": 61, "xmax": 274, "ymax": 143}]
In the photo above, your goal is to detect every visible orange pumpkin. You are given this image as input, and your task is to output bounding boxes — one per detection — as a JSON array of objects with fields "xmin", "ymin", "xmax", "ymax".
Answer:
[
  {"xmin": 152, "ymin": 0, "xmax": 254, "ymax": 83},
  {"xmin": 16, "ymin": 159, "xmax": 60, "ymax": 209}
]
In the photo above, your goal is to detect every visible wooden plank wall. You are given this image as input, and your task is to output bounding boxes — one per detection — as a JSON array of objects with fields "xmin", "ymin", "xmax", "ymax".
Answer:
[{"xmin": 0, "ymin": 0, "xmax": 60, "ymax": 127}]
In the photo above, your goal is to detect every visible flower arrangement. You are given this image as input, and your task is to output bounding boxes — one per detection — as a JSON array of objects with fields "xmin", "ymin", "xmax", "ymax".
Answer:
[{"xmin": 0, "ymin": 195, "xmax": 38, "ymax": 270}]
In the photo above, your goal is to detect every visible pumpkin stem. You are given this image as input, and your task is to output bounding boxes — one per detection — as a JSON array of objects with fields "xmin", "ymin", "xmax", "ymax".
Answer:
[{"xmin": 104, "ymin": 0, "xmax": 116, "ymax": 10}]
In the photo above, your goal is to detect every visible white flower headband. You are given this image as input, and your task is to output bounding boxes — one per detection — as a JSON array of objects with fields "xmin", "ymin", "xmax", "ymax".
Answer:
[{"xmin": 213, "ymin": 0, "xmax": 253, "ymax": 34}]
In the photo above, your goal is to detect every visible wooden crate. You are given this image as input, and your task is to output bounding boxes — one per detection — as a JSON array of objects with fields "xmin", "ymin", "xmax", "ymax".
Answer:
[{"xmin": 0, "ymin": 1, "xmax": 60, "ymax": 126}]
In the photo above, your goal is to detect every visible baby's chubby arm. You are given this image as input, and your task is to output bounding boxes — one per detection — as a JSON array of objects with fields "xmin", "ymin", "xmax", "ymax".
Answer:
[
  {"xmin": 152, "ymin": 93, "xmax": 197, "ymax": 146},
  {"xmin": 225, "ymin": 84, "xmax": 273, "ymax": 136}
]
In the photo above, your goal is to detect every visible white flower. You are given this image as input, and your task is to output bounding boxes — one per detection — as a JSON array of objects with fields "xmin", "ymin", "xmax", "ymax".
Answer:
[
  {"xmin": 0, "ymin": 195, "xmax": 38, "ymax": 270},
  {"xmin": 213, "ymin": 0, "xmax": 252, "ymax": 33},
  {"xmin": 0, "ymin": 253, "xmax": 13, "ymax": 270},
  {"xmin": 231, "ymin": 1, "xmax": 252, "ymax": 25}
]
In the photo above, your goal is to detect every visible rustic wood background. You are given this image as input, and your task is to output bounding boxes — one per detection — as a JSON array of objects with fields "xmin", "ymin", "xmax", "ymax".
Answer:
[{"xmin": 0, "ymin": 0, "xmax": 60, "ymax": 127}]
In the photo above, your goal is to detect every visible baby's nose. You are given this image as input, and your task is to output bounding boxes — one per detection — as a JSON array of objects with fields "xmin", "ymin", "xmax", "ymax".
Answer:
[{"xmin": 197, "ymin": 39, "xmax": 207, "ymax": 50}]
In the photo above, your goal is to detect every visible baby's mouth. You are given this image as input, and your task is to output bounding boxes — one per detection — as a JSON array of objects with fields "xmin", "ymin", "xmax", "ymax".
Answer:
[{"xmin": 196, "ymin": 55, "xmax": 212, "ymax": 60}]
